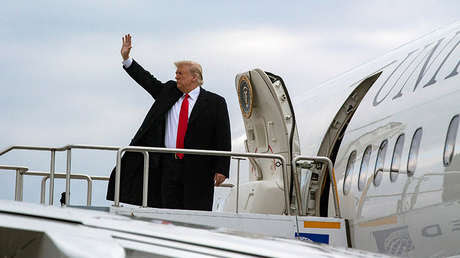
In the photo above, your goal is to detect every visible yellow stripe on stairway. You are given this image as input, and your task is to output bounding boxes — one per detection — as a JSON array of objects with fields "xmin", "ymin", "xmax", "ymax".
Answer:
[{"xmin": 303, "ymin": 221, "xmax": 341, "ymax": 229}]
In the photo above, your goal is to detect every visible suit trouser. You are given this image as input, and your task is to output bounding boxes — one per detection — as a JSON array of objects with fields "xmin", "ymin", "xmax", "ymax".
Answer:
[{"xmin": 161, "ymin": 154, "xmax": 185, "ymax": 209}]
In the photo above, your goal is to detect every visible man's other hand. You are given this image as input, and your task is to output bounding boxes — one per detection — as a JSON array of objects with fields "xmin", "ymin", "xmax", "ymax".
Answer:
[
  {"xmin": 214, "ymin": 173, "xmax": 226, "ymax": 186},
  {"xmin": 121, "ymin": 34, "xmax": 132, "ymax": 60}
]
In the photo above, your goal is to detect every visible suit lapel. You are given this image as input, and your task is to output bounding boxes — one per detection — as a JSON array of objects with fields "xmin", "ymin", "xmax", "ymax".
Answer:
[{"xmin": 188, "ymin": 87, "xmax": 209, "ymax": 126}]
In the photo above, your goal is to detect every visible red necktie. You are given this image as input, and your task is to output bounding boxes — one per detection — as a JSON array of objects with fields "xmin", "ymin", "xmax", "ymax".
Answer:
[{"xmin": 176, "ymin": 94, "xmax": 189, "ymax": 159}]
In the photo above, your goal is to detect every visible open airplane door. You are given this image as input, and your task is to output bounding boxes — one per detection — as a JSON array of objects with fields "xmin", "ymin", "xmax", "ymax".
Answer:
[{"xmin": 223, "ymin": 69, "xmax": 300, "ymax": 214}]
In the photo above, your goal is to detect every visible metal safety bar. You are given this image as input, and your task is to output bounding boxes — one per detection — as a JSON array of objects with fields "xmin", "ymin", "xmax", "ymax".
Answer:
[
  {"xmin": 115, "ymin": 146, "xmax": 292, "ymax": 215},
  {"xmin": 24, "ymin": 171, "xmax": 95, "ymax": 206},
  {"xmin": 115, "ymin": 149, "xmax": 149, "ymax": 207},
  {"xmin": 0, "ymin": 144, "xmax": 294, "ymax": 215},
  {"xmin": 293, "ymin": 156, "xmax": 341, "ymax": 217},
  {"xmin": 26, "ymin": 171, "xmax": 109, "ymax": 206},
  {"xmin": 0, "ymin": 144, "xmax": 119, "ymax": 206},
  {"xmin": 0, "ymin": 165, "xmax": 28, "ymax": 201}
]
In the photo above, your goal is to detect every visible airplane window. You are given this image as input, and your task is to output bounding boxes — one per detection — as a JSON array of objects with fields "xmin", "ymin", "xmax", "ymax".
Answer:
[
  {"xmin": 391, "ymin": 134, "xmax": 405, "ymax": 182},
  {"xmin": 407, "ymin": 128, "xmax": 423, "ymax": 176},
  {"xmin": 358, "ymin": 146, "xmax": 372, "ymax": 191},
  {"xmin": 444, "ymin": 115, "xmax": 459, "ymax": 167},
  {"xmin": 374, "ymin": 140, "xmax": 388, "ymax": 186},
  {"xmin": 343, "ymin": 151, "xmax": 356, "ymax": 195}
]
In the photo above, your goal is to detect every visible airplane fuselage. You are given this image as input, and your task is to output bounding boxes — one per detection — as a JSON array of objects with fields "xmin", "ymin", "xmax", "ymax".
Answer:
[{"xmin": 294, "ymin": 21, "xmax": 460, "ymax": 257}]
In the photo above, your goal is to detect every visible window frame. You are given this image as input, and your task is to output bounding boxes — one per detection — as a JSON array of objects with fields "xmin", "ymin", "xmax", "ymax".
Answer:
[
  {"xmin": 407, "ymin": 127, "xmax": 423, "ymax": 176},
  {"xmin": 358, "ymin": 145, "xmax": 372, "ymax": 191},
  {"xmin": 374, "ymin": 139, "xmax": 388, "ymax": 187},
  {"xmin": 390, "ymin": 134, "xmax": 405, "ymax": 182},
  {"xmin": 343, "ymin": 150, "xmax": 357, "ymax": 195},
  {"xmin": 444, "ymin": 115, "xmax": 459, "ymax": 167}
]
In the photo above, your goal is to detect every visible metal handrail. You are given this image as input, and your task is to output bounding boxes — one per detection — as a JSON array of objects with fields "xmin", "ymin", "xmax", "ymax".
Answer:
[
  {"xmin": 0, "ymin": 165, "xmax": 28, "ymax": 201},
  {"xmin": 115, "ymin": 146, "xmax": 292, "ymax": 215},
  {"xmin": 9, "ymin": 168, "xmax": 108, "ymax": 206},
  {"xmin": 116, "ymin": 149, "xmax": 149, "ymax": 207},
  {"xmin": 22, "ymin": 166, "xmax": 232, "ymax": 207},
  {"xmin": 40, "ymin": 172, "xmax": 109, "ymax": 205},
  {"xmin": 89, "ymin": 175, "xmax": 110, "ymax": 181},
  {"xmin": 25, "ymin": 171, "xmax": 94, "ymax": 206},
  {"xmin": 0, "ymin": 144, "xmax": 120, "ymax": 155},
  {"xmin": 62, "ymin": 145, "xmax": 119, "ymax": 205},
  {"xmin": 0, "ymin": 144, "xmax": 119, "ymax": 205},
  {"xmin": 293, "ymin": 156, "xmax": 341, "ymax": 217},
  {"xmin": 1, "ymin": 144, "xmax": 294, "ymax": 215}
]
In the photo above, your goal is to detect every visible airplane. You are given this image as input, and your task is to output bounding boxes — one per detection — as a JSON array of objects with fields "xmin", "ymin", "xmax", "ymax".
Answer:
[
  {"xmin": 222, "ymin": 20, "xmax": 460, "ymax": 257},
  {"xmin": 0, "ymin": 21, "xmax": 459, "ymax": 257}
]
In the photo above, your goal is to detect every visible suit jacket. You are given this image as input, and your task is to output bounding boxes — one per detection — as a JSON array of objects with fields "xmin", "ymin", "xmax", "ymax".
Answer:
[{"xmin": 107, "ymin": 60, "xmax": 231, "ymax": 210}]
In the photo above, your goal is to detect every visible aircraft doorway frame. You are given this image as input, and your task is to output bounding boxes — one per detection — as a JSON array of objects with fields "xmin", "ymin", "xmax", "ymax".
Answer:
[{"xmin": 314, "ymin": 72, "xmax": 382, "ymax": 217}]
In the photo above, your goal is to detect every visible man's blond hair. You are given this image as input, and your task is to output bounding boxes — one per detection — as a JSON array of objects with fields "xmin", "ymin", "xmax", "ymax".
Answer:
[{"xmin": 174, "ymin": 60, "xmax": 203, "ymax": 86}]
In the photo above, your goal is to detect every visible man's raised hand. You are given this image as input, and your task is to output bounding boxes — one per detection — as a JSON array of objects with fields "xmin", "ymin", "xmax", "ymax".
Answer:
[{"xmin": 121, "ymin": 34, "xmax": 132, "ymax": 61}]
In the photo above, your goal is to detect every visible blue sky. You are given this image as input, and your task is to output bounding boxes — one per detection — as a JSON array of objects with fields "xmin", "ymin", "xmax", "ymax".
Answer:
[{"xmin": 1, "ymin": 1, "xmax": 459, "ymax": 206}]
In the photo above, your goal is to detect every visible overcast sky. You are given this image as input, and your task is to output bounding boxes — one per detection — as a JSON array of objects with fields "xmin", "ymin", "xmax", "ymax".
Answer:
[{"xmin": 0, "ymin": 1, "xmax": 459, "ymax": 206}]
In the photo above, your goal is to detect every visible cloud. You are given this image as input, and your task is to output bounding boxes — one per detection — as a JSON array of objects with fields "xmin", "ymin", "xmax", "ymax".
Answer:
[
  {"xmin": 0, "ymin": 21, "xmax": 452, "ymax": 148},
  {"xmin": 1, "ymin": 0, "xmax": 459, "ymax": 205}
]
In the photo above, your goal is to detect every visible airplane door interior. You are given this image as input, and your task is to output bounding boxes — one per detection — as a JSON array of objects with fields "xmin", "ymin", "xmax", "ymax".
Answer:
[{"xmin": 235, "ymin": 69, "xmax": 300, "ymax": 211}]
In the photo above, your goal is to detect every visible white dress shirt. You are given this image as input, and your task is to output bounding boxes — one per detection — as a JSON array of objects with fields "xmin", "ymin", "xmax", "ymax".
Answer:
[
  {"xmin": 123, "ymin": 58, "xmax": 200, "ymax": 148},
  {"xmin": 164, "ymin": 86, "xmax": 200, "ymax": 148},
  {"xmin": 122, "ymin": 57, "xmax": 133, "ymax": 68}
]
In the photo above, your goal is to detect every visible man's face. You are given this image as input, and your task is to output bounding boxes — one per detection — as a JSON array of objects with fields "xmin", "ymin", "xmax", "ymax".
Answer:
[{"xmin": 175, "ymin": 65, "xmax": 196, "ymax": 93}]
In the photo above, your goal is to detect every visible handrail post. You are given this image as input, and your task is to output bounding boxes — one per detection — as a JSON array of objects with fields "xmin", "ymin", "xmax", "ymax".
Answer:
[
  {"xmin": 114, "ymin": 150, "xmax": 122, "ymax": 207},
  {"xmin": 14, "ymin": 169, "xmax": 20, "ymax": 201},
  {"xmin": 279, "ymin": 156, "xmax": 290, "ymax": 215},
  {"xmin": 49, "ymin": 150, "xmax": 56, "ymax": 205},
  {"xmin": 232, "ymin": 157, "xmax": 245, "ymax": 214},
  {"xmin": 236, "ymin": 158, "xmax": 240, "ymax": 214},
  {"xmin": 14, "ymin": 169, "xmax": 24, "ymax": 201},
  {"xmin": 40, "ymin": 176, "xmax": 47, "ymax": 204},
  {"xmin": 293, "ymin": 163, "xmax": 303, "ymax": 216},
  {"xmin": 141, "ymin": 151, "xmax": 149, "ymax": 208},
  {"xmin": 3, "ymin": 166, "xmax": 28, "ymax": 202},
  {"xmin": 65, "ymin": 149, "xmax": 72, "ymax": 205},
  {"xmin": 19, "ymin": 171, "xmax": 24, "ymax": 201},
  {"xmin": 86, "ymin": 176, "xmax": 93, "ymax": 206}
]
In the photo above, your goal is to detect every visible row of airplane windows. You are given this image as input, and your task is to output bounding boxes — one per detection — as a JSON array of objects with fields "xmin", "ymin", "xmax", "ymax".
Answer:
[{"xmin": 343, "ymin": 115, "xmax": 460, "ymax": 195}]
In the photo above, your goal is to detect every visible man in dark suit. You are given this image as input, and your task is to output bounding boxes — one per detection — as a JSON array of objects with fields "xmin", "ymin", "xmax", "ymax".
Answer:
[{"xmin": 106, "ymin": 34, "xmax": 231, "ymax": 211}]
